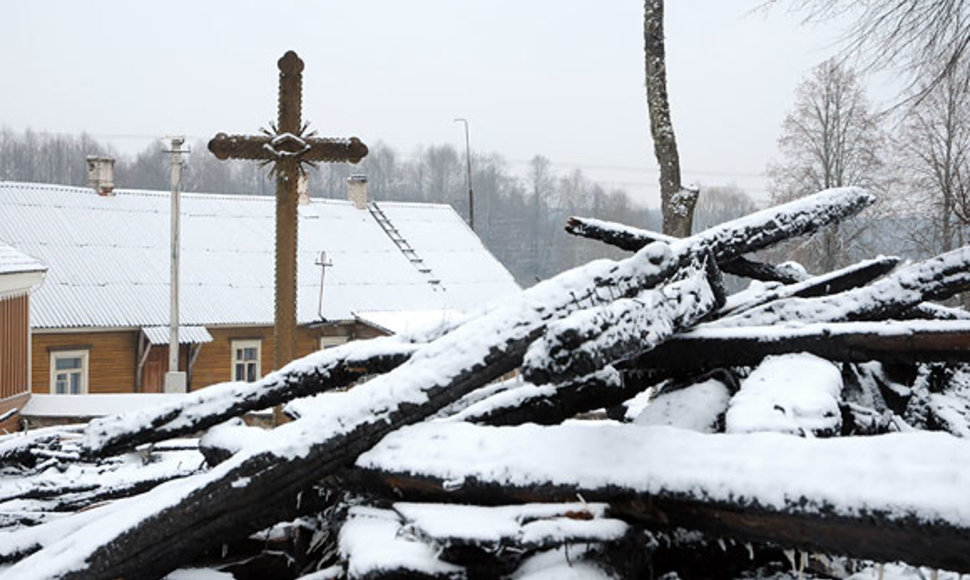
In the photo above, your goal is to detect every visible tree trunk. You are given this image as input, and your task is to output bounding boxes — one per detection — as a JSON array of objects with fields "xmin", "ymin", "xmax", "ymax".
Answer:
[{"xmin": 645, "ymin": 0, "xmax": 697, "ymax": 237}]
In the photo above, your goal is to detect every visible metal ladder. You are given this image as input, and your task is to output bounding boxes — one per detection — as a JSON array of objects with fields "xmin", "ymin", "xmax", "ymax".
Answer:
[{"xmin": 368, "ymin": 202, "xmax": 442, "ymax": 287}]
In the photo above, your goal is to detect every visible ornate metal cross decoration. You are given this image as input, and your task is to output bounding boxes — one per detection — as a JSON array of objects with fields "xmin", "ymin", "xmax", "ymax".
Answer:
[{"xmin": 209, "ymin": 50, "xmax": 367, "ymax": 377}]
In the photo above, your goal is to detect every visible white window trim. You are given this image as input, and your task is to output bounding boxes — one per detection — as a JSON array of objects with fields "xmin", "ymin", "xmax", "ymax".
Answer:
[
  {"xmin": 49, "ymin": 350, "xmax": 89, "ymax": 395},
  {"xmin": 231, "ymin": 339, "xmax": 262, "ymax": 382},
  {"xmin": 319, "ymin": 336, "xmax": 348, "ymax": 350}
]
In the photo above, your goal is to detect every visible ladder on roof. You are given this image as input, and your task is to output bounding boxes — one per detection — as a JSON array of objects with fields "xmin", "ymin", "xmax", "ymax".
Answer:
[{"xmin": 368, "ymin": 202, "xmax": 442, "ymax": 288}]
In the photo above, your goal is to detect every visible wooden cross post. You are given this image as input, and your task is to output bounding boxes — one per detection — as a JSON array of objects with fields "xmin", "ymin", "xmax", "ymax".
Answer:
[{"xmin": 209, "ymin": 51, "xmax": 367, "ymax": 411}]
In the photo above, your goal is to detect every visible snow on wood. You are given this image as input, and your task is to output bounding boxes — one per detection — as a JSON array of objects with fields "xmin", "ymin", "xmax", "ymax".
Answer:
[
  {"xmin": 0, "ymin": 425, "xmax": 84, "ymax": 468},
  {"xmin": 2, "ymin": 239, "xmax": 686, "ymax": 579},
  {"xmin": 522, "ymin": 253, "xmax": 720, "ymax": 385},
  {"xmin": 711, "ymin": 247, "xmax": 970, "ymax": 328},
  {"xmin": 631, "ymin": 319, "xmax": 970, "ymax": 371},
  {"xmin": 339, "ymin": 506, "xmax": 465, "ymax": 579},
  {"xmin": 567, "ymin": 186, "xmax": 875, "ymax": 262},
  {"xmin": 6, "ymin": 186, "xmax": 970, "ymax": 577},
  {"xmin": 355, "ymin": 421, "xmax": 970, "ymax": 572},
  {"xmin": 715, "ymin": 255, "xmax": 900, "ymax": 318},
  {"xmin": 449, "ymin": 367, "xmax": 629, "ymax": 427},
  {"xmin": 632, "ymin": 378, "xmax": 731, "ymax": 432},
  {"xmin": 79, "ymin": 335, "xmax": 420, "ymax": 457},
  {"xmin": 725, "ymin": 354, "xmax": 843, "ymax": 436}
]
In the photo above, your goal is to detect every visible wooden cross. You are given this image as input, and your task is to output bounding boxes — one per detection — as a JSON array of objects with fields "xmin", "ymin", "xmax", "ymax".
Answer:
[{"xmin": 209, "ymin": 50, "xmax": 367, "ymax": 381}]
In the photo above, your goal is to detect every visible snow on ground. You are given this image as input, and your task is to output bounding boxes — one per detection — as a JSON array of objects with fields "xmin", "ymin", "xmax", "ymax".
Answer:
[
  {"xmin": 725, "ymin": 354, "xmax": 843, "ymax": 436},
  {"xmin": 634, "ymin": 378, "xmax": 731, "ymax": 432},
  {"xmin": 358, "ymin": 422, "xmax": 970, "ymax": 527}
]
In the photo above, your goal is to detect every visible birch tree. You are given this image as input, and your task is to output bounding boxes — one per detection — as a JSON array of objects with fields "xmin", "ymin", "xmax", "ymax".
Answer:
[{"xmin": 645, "ymin": 0, "xmax": 698, "ymax": 237}]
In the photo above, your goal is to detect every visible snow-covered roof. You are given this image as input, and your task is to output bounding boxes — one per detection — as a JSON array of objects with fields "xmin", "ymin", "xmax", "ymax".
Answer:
[
  {"xmin": 0, "ymin": 242, "xmax": 45, "ymax": 275},
  {"xmin": 0, "ymin": 182, "xmax": 520, "ymax": 330}
]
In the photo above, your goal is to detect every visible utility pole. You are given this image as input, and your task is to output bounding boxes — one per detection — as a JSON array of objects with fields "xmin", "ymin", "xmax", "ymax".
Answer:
[
  {"xmin": 454, "ymin": 118, "xmax": 474, "ymax": 230},
  {"xmin": 165, "ymin": 137, "xmax": 188, "ymax": 394}
]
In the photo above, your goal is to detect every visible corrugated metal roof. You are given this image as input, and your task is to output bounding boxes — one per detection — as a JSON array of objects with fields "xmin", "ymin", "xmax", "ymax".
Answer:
[
  {"xmin": 0, "ymin": 241, "xmax": 46, "ymax": 275},
  {"xmin": 142, "ymin": 326, "xmax": 214, "ymax": 345},
  {"xmin": 0, "ymin": 182, "xmax": 520, "ymax": 330}
]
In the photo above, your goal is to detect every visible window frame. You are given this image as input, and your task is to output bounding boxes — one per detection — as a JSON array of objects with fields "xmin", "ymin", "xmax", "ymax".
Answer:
[
  {"xmin": 319, "ymin": 336, "xmax": 348, "ymax": 350},
  {"xmin": 231, "ymin": 339, "xmax": 262, "ymax": 382},
  {"xmin": 49, "ymin": 349, "xmax": 89, "ymax": 395}
]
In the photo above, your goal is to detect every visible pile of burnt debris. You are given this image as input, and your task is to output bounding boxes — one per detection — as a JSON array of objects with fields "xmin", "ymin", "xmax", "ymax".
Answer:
[{"xmin": 3, "ymin": 186, "xmax": 970, "ymax": 580}]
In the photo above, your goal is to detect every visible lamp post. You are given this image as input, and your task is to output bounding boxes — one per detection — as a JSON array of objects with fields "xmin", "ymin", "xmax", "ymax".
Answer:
[{"xmin": 453, "ymin": 118, "xmax": 474, "ymax": 230}]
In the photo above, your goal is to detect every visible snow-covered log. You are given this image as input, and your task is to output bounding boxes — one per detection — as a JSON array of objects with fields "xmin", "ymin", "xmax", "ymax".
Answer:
[
  {"xmin": 720, "ymin": 256, "xmax": 808, "ymax": 284},
  {"xmin": 0, "ymin": 425, "xmax": 83, "ymax": 468},
  {"xmin": 903, "ymin": 301, "xmax": 970, "ymax": 320},
  {"xmin": 354, "ymin": 422, "xmax": 970, "ymax": 573},
  {"xmin": 523, "ymin": 253, "xmax": 721, "ymax": 385},
  {"xmin": 565, "ymin": 218, "xmax": 806, "ymax": 283},
  {"xmin": 566, "ymin": 186, "xmax": 875, "ymax": 263},
  {"xmin": 715, "ymin": 256, "xmax": 900, "ymax": 319},
  {"xmin": 80, "ymin": 336, "xmax": 420, "ymax": 457},
  {"xmin": 1, "ymin": 241, "xmax": 688, "ymax": 579},
  {"xmin": 450, "ymin": 367, "xmax": 639, "ymax": 427},
  {"xmin": 712, "ymin": 247, "xmax": 970, "ymax": 328},
  {"xmin": 630, "ymin": 320, "xmax": 970, "ymax": 372}
]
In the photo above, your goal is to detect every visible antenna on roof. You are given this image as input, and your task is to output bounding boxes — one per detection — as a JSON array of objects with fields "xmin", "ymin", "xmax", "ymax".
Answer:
[{"xmin": 316, "ymin": 250, "xmax": 333, "ymax": 321}]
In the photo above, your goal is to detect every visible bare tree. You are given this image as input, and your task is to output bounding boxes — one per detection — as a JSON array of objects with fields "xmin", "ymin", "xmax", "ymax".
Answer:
[
  {"xmin": 645, "ymin": 0, "xmax": 698, "ymax": 237},
  {"xmin": 768, "ymin": 59, "xmax": 885, "ymax": 272},
  {"xmin": 777, "ymin": 0, "xmax": 970, "ymax": 100},
  {"xmin": 891, "ymin": 65, "xmax": 970, "ymax": 261},
  {"xmin": 691, "ymin": 184, "xmax": 760, "ymax": 233}
]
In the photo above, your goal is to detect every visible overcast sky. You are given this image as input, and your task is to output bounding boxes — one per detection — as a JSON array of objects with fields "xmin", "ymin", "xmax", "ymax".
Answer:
[{"xmin": 2, "ymin": 1, "xmax": 868, "ymax": 207}]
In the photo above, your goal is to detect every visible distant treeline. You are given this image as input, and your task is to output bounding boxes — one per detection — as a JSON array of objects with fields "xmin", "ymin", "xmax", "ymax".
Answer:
[{"xmin": 0, "ymin": 128, "xmax": 760, "ymax": 286}]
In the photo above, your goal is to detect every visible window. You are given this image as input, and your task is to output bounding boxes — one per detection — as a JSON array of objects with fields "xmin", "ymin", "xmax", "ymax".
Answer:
[
  {"xmin": 50, "ymin": 350, "xmax": 89, "ymax": 395},
  {"xmin": 319, "ymin": 336, "xmax": 348, "ymax": 350},
  {"xmin": 232, "ymin": 340, "xmax": 261, "ymax": 382}
]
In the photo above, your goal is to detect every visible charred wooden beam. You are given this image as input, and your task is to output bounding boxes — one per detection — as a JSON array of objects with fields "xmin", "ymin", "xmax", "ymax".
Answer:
[
  {"xmin": 523, "ymin": 253, "xmax": 720, "ymax": 385},
  {"xmin": 720, "ymin": 256, "xmax": 807, "ymax": 284},
  {"xmin": 565, "ymin": 218, "xmax": 805, "ymax": 284},
  {"xmin": 80, "ymin": 336, "xmax": 420, "ymax": 457},
  {"xmin": 901, "ymin": 302, "xmax": 970, "ymax": 320},
  {"xmin": 566, "ymin": 187, "xmax": 875, "ymax": 265},
  {"xmin": 7, "ymin": 241, "xmax": 688, "ymax": 579},
  {"xmin": 353, "ymin": 422, "xmax": 970, "ymax": 574},
  {"xmin": 712, "ymin": 247, "xmax": 970, "ymax": 328},
  {"xmin": 630, "ymin": 320, "xmax": 970, "ymax": 371},
  {"xmin": 715, "ymin": 256, "xmax": 900, "ymax": 320}
]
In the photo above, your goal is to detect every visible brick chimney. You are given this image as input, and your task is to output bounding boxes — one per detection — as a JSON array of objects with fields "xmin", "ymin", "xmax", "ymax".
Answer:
[
  {"xmin": 347, "ymin": 174, "xmax": 367, "ymax": 209},
  {"xmin": 86, "ymin": 157, "xmax": 116, "ymax": 196}
]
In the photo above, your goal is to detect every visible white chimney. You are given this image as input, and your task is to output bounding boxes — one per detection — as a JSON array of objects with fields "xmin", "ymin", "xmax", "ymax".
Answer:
[
  {"xmin": 347, "ymin": 174, "xmax": 367, "ymax": 210},
  {"xmin": 86, "ymin": 156, "xmax": 116, "ymax": 196}
]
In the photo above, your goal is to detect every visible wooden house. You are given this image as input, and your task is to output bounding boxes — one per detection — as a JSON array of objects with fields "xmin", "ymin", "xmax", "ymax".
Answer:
[
  {"xmin": 0, "ymin": 177, "xmax": 518, "ymax": 402},
  {"xmin": 0, "ymin": 243, "xmax": 46, "ymax": 430}
]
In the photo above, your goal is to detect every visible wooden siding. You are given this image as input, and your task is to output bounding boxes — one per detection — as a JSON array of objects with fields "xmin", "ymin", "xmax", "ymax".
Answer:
[
  {"xmin": 0, "ymin": 392, "xmax": 29, "ymax": 432},
  {"xmin": 191, "ymin": 323, "xmax": 385, "ymax": 390},
  {"xmin": 30, "ymin": 322, "xmax": 387, "ymax": 394},
  {"xmin": 32, "ymin": 330, "xmax": 139, "ymax": 394},
  {"xmin": 0, "ymin": 295, "xmax": 29, "ymax": 399}
]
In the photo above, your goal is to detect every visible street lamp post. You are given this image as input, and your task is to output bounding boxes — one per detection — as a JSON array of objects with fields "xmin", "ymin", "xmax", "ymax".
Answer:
[{"xmin": 453, "ymin": 118, "xmax": 474, "ymax": 230}]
